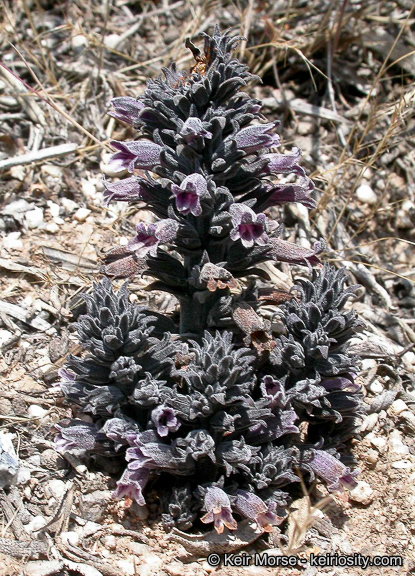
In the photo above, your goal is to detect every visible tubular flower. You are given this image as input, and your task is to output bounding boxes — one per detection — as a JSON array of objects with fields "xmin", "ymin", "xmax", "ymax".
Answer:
[
  {"xmin": 230, "ymin": 204, "xmax": 268, "ymax": 248},
  {"xmin": 109, "ymin": 140, "xmax": 162, "ymax": 173},
  {"xmin": 171, "ymin": 173, "xmax": 209, "ymax": 216},
  {"xmin": 109, "ymin": 96, "xmax": 145, "ymax": 127},
  {"xmin": 235, "ymin": 122, "xmax": 280, "ymax": 153},
  {"xmin": 201, "ymin": 487, "xmax": 237, "ymax": 534}
]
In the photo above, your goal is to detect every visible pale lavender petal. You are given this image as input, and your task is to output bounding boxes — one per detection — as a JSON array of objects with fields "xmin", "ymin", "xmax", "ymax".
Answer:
[{"xmin": 109, "ymin": 97, "xmax": 145, "ymax": 126}]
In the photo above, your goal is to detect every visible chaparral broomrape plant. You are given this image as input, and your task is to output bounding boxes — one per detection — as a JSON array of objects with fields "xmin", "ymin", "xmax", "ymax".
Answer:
[{"xmin": 55, "ymin": 26, "xmax": 363, "ymax": 534}]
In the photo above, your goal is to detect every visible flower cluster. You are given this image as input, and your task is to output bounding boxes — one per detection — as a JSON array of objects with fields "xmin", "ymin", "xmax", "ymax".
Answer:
[{"xmin": 56, "ymin": 27, "xmax": 362, "ymax": 534}]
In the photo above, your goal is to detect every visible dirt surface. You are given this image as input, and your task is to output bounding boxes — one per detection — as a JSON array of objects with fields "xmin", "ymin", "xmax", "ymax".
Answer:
[{"xmin": 0, "ymin": 1, "xmax": 415, "ymax": 575}]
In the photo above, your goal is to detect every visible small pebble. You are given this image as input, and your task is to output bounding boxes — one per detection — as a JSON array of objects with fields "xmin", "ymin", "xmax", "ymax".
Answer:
[
  {"xmin": 360, "ymin": 412, "xmax": 378, "ymax": 432},
  {"xmin": 361, "ymin": 358, "xmax": 377, "ymax": 371},
  {"xmin": 61, "ymin": 531, "xmax": 79, "ymax": 546},
  {"xmin": 10, "ymin": 165, "xmax": 26, "ymax": 181},
  {"xmin": 349, "ymin": 481, "xmax": 374, "ymax": 505},
  {"xmin": 388, "ymin": 430, "xmax": 409, "ymax": 455},
  {"xmin": 74, "ymin": 207, "xmax": 91, "ymax": 222},
  {"xmin": 356, "ymin": 183, "xmax": 377, "ymax": 205},
  {"xmin": 117, "ymin": 560, "xmax": 135, "ymax": 576},
  {"xmin": 45, "ymin": 222, "xmax": 59, "ymax": 234},
  {"xmin": 369, "ymin": 435, "xmax": 387, "ymax": 451},
  {"xmin": 0, "ymin": 95, "xmax": 19, "ymax": 108},
  {"xmin": 25, "ymin": 207, "xmax": 44, "ymax": 229},
  {"xmin": 25, "ymin": 560, "xmax": 63, "ymax": 576},
  {"xmin": 369, "ymin": 380, "xmax": 383, "ymax": 394},
  {"xmin": 28, "ymin": 405, "xmax": 48, "ymax": 419},
  {"xmin": 25, "ymin": 515, "xmax": 47, "ymax": 533},
  {"xmin": 0, "ymin": 329, "xmax": 13, "ymax": 347},
  {"xmin": 389, "ymin": 399, "xmax": 408, "ymax": 416},
  {"xmin": 82, "ymin": 521, "xmax": 102, "ymax": 537},
  {"xmin": 102, "ymin": 534, "xmax": 116, "ymax": 550},
  {"xmin": 46, "ymin": 200, "xmax": 60, "ymax": 218},
  {"xmin": 104, "ymin": 34, "xmax": 122, "ymax": 49},
  {"xmin": 42, "ymin": 165, "xmax": 62, "ymax": 178},
  {"xmin": 81, "ymin": 179, "xmax": 97, "ymax": 199},
  {"xmin": 72, "ymin": 34, "xmax": 89, "ymax": 51},
  {"xmin": 392, "ymin": 460, "xmax": 412, "ymax": 470},
  {"xmin": 61, "ymin": 198, "xmax": 78, "ymax": 213},
  {"xmin": 3, "ymin": 231, "xmax": 24, "ymax": 251},
  {"xmin": 45, "ymin": 479, "xmax": 66, "ymax": 499}
]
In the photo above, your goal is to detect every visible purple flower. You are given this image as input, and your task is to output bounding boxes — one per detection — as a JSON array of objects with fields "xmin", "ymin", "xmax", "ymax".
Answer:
[
  {"xmin": 234, "ymin": 490, "xmax": 285, "ymax": 532},
  {"xmin": 235, "ymin": 122, "xmax": 280, "ymax": 153},
  {"xmin": 260, "ymin": 375, "xmax": 288, "ymax": 409},
  {"xmin": 54, "ymin": 420, "xmax": 101, "ymax": 454},
  {"xmin": 269, "ymin": 237, "xmax": 325, "ymax": 267},
  {"xmin": 309, "ymin": 450, "xmax": 360, "ymax": 491},
  {"xmin": 229, "ymin": 204, "xmax": 268, "ymax": 248},
  {"xmin": 180, "ymin": 118, "xmax": 212, "ymax": 147},
  {"xmin": 109, "ymin": 97, "xmax": 145, "ymax": 127},
  {"xmin": 263, "ymin": 147, "xmax": 305, "ymax": 176},
  {"xmin": 127, "ymin": 219, "xmax": 179, "ymax": 257},
  {"xmin": 258, "ymin": 177, "xmax": 316, "ymax": 211},
  {"xmin": 151, "ymin": 405, "xmax": 181, "ymax": 437},
  {"xmin": 103, "ymin": 175, "xmax": 148, "ymax": 205},
  {"xmin": 109, "ymin": 140, "xmax": 162, "ymax": 173},
  {"xmin": 113, "ymin": 467, "xmax": 149, "ymax": 506},
  {"xmin": 171, "ymin": 173, "xmax": 208, "ymax": 216},
  {"xmin": 201, "ymin": 487, "xmax": 237, "ymax": 534}
]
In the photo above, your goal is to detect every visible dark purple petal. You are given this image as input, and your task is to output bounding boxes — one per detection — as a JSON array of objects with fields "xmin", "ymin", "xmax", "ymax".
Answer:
[
  {"xmin": 113, "ymin": 467, "xmax": 149, "ymax": 506},
  {"xmin": 263, "ymin": 147, "xmax": 305, "ymax": 176},
  {"xmin": 259, "ymin": 177, "xmax": 316, "ymax": 210},
  {"xmin": 235, "ymin": 122, "xmax": 280, "ymax": 153},
  {"xmin": 229, "ymin": 204, "xmax": 268, "ymax": 248},
  {"xmin": 54, "ymin": 420, "xmax": 102, "ymax": 454},
  {"xmin": 234, "ymin": 490, "xmax": 285, "ymax": 531},
  {"xmin": 109, "ymin": 140, "xmax": 162, "ymax": 173},
  {"xmin": 201, "ymin": 487, "xmax": 237, "ymax": 534},
  {"xmin": 180, "ymin": 118, "xmax": 212, "ymax": 146},
  {"xmin": 109, "ymin": 97, "xmax": 145, "ymax": 126},
  {"xmin": 171, "ymin": 173, "xmax": 208, "ymax": 216},
  {"xmin": 103, "ymin": 175, "xmax": 148, "ymax": 205},
  {"xmin": 309, "ymin": 450, "xmax": 360, "ymax": 491},
  {"xmin": 269, "ymin": 237, "xmax": 325, "ymax": 267},
  {"xmin": 151, "ymin": 405, "xmax": 181, "ymax": 437}
]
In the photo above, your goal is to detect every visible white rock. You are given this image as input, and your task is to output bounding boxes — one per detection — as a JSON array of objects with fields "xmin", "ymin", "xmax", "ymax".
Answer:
[
  {"xmin": 45, "ymin": 479, "xmax": 66, "ymax": 499},
  {"xmin": 45, "ymin": 222, "xmax": 59, "ymax": 234},
  {"xmin": 388, "ymin": 430, "xmax": 409, "ymax": 454},
  {"xmin": 142, "ymin": 554, "xmax": 163, "ymax": 568},
  {"xmin": 102, "ymin": 534, "xmax": 116, "ymax": 550},
  {"xmin": 2, "ymin": 231, "xmax": 23, "ymax": 251},
  {"xmin": 356, "ymin": 184, "xmax": 377, "ymax": 205},
  {"xmin": 361, "ymin": 358, "xmax": 377, "ymax": 371},
  {"xmin": 116, "ymin": 560, "xmax": 135, "ymax": 576},
  {"xmin": 61, "ymin": 531, "xmax": 79, "ymax": 546},
  {"xmin": 120, "ymin": 236, "xmax": 129, "ymax": 246},
  {"xmin": 71, "ymin": 34, "xmax": 89, "ymax": 51},
  {"xmin": 25, "ymin": 515, "xmax": 47, "ymax": 533},
  {"xmin": 47, "ymin": 200, "xmax": 61, "ymax": 218},
  {"xmin": 10, "ymin": 165, "xmax": 26, "ymax": 181},
  {"xmin": 392, "ymin": 460, "xmax": 412, "ymax": 469},
  {"xmin": 61, "ymin": 198, "xmax": 78, "ymax": 213},
  {"xmin": 16, "ymin": 467, "xmax": 31, "ymax": 485},
  {"xmin": 81, "ymin": 179, "xmax": 97, "ymax": 199},
  {"xmin": 42, "ymin": 165, "xmax": 62, "ymax": 178},
  {"xmin": 74, "ymin": 207, "xmax": 91, "ymax": 222},
  {"xmin": 104, "ymin": 34, "xmax": 122, "ymax": 49},
  {"xmin": 25, "ymin": 207, "xmax": 44, "ymax": 229},
  {"xmin": 0, "ymin": 329, "xmax": 13, "ymax": 347},
  {"xmin": 360, "ymin": 412, "xmax": 378, "ymax": 432},
  {"xmin": 389, "ymin": 399, "xmax": 408, "ymax": 416},
  {"xmin": 350, "ymin": 481, "xmax": 374, "ymax": 505},
  {"xmin": 25, "ymin": 560, "xmax": 63, "ymax": 576},
  {"xmin": 82, "ymin": 521, "xmax": 102, "ymax": 537},
  {"xmin": 403, "ymin": 351, "xmax": 415, "ymax": 366},
  {"xmin": 369, "ymin": 380, "xmax": 383, "ymax": 394},
  {"xmin": 368, "ymin": 435, "xmax": 387, "ymax": 450},
  {"xmin": 2, "ymin": 198, "xmax": 33, "ymax": 216},
  {"xmin": 28, "ymin": 405, "xmax": 48, "ymax": 419}
]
